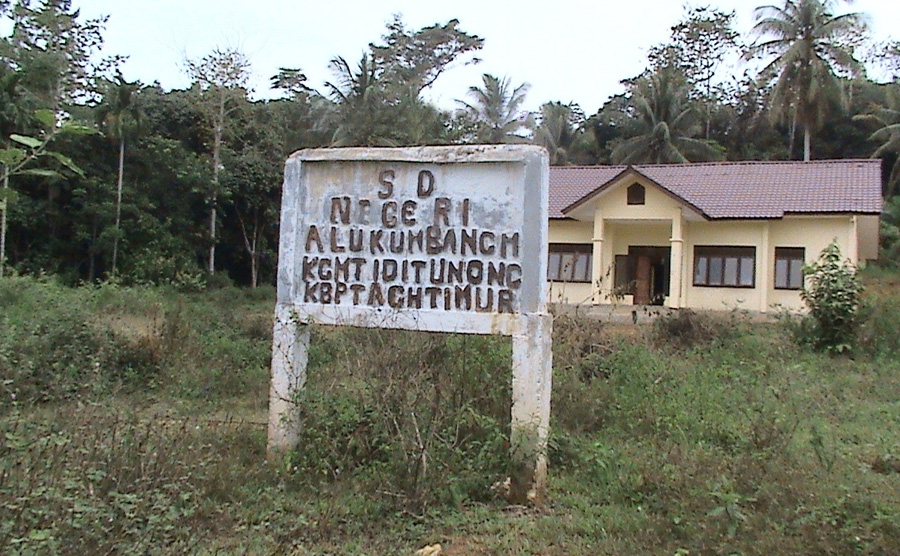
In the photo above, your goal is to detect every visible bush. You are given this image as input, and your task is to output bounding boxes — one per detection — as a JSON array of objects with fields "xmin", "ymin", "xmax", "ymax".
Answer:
[
  {"xmin": 288, "ymin": 328, "xmax": 512, "ymax": 511},
  {"xmin": 650, "ymin": 308, "xmax": 745, "ymax": 351},
  {"xmin": 800, "ymin": 242, "xmax": 863, "ymax": 354}
]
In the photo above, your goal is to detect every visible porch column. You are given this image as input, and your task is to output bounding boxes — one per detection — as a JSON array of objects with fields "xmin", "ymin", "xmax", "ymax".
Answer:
[
  {"xmin": 848, "ymin": 215, "xmax": 859, "ymax": 263},
  {"xmin": 759, "ymin": 222, "xmax": 770, "ymax": 313},
  {"xmin": 591, "ymin": 211, "xmax": 604, "ymax": 304},
  {"xmin": 667, "ymin": 209, "xmax": 683, "ymax": 309}
]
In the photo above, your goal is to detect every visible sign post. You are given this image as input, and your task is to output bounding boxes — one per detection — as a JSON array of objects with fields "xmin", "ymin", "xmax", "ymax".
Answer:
[{"xmin": 268, "ymin": 145, "xmax": 552, "ymax": 503}]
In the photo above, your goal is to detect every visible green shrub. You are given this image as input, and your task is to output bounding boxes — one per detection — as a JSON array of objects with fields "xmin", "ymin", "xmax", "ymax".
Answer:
[
  {"xmin": 287, "ymin": 329, "xmax": 512, "ymax": 511},
  {"xmin": 800, "ymin": 242, "xmax": 863, "ymax": 354}
]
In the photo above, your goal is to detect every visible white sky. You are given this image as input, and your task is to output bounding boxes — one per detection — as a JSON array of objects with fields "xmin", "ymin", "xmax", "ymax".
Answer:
[{"xmin": 64, "ymin": 0, "xmax": 900, "ymax": 114}]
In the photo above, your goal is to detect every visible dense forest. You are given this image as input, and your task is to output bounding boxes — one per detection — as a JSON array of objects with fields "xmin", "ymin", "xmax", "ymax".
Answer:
[{"xmin": 1, "ymin": 0, "xmax": 898, "ymax": 287}]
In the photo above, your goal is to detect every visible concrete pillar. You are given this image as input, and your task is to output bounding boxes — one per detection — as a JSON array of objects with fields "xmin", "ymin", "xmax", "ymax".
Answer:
[
  {"xmin": 848, "ymin": 215, "xmax": 859, "ymax": 263},
  {"xmin": 267, "ymin": 304, "xmax": 310, "ymax": 457},
  {"xmin": 509, "ymin": 313, "xmax": 553, "ymax": 505},
  {"xmin": 591, "ymin": 212, "xmax": 604, "ymax": 304},
  {"xmin": 759, "ymin": 222, "xmax": 770, "ymax": 313},
  {"xmin": 667, "ymin": 210, "xmax": 683, "ymax": 309}
]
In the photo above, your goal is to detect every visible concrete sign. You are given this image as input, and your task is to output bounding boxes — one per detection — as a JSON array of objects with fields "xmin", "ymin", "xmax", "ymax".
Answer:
[{"xmin": 268, "ymin": 145, "xmax": 552, "ymax": 503}]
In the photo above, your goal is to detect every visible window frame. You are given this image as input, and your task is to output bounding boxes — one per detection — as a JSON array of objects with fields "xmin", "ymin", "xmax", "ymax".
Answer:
[
  {"xmin": 614, "ymin": 254, "xmax": 634, "ymax": 294},
  {"xmin": 693, "ymin": 246, "xmax": 756, "ymax": 288},
  {"xmin": 774, "ymin": 247, "xmax": 805, "ymax": 290},
  {"xmin": 548, "ymin": 243, "xmax": 593, "ymax": 283}
]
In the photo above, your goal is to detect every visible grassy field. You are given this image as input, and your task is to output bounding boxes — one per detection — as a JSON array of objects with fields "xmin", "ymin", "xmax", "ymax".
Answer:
[{"xmin": 1, "ymin": 274, "xmax": 899, "ymax": 555}]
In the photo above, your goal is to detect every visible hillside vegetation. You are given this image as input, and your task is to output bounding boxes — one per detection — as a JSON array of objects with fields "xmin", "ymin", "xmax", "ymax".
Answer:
[{"xmin": 1, "ymin": 273, "xmax": 899, "ymax": 555}]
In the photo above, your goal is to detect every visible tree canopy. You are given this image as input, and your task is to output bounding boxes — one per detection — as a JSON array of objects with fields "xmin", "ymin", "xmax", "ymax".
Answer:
[
  {"xmin": 746, "ymin": 0, "xmax": 868, "ymax": 160},
  {"xmin": 1, "ymin": 1, "xmax": 899, "ymax": 284}
]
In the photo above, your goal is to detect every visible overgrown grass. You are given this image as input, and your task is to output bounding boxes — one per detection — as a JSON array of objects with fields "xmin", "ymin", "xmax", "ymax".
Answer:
[{"xmin": 1, "ymin": 273, "xmax": 899, "ymax": 554}]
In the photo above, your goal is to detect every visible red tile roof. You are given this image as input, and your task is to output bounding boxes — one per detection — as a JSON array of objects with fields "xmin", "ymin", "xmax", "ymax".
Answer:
[{"xmin": 550, "ymin": 160, "xmax": 883, "ymax": 219}]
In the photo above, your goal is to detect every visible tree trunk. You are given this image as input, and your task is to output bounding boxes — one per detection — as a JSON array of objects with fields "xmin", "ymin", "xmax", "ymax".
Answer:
[
  {"xmin": 803, "ymin": 126, "xmax": 811, "ymax": 162},
  {"xmin": 236, "ymin": 208, "xmax": 260, "ymax": 288},
  {"xmin": 208, "ymin": 203, "xmax": 217, "ymax": 274},
  {"xmin": 250, "ymin": 215, "xmax": 259, "ymax": 288},
  {"xmin": 789, "ymin": 113, "xmax": 797, "ymax": 159},
  {"xmin": 209, "ymin": 123, "xmax": 221, "ymax": 274},
  {"xmin": 1, "ymin": 165, "xmax": 8, "ymax": 278},
  {"xmin": 208, "ymin": 93, "xmax": 226, "ymax": 275},
  {"xmin": 705, "ymin": 103, "xmax": 711, "ymax": 141},
  {"xmin": 88, "ymin": 218, "xmax": 97, "ymax": 282},
  {"xmin": 111, "ymin": 134, "xmax": 125, "ymax": 276}
]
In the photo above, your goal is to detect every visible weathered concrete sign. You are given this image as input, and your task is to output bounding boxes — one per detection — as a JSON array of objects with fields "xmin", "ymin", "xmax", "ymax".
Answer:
[{"xmin": 268, "ymin": 145, "xmax": 552, "ymax": 502}]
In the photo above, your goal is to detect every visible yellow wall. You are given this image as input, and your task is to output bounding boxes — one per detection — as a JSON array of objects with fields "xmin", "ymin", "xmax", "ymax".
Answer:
[
  {"xmin": 596, "ymin": 178, "xmax": 683, "ymax": 220},
  {"xmin": 548, "ymin": 219, "xmax": 591, "ymax": 243},
  {"xmin": 683, "ymin": 221, "xmax": 767, "ymax": 311},
  {"xmin": 766, "ymin": 216, "xmax": 854, "ymax": 311},
  {"xmin": 682, "ymin": 216, "xmax": 854, "ymax": 312},
  {"xmin": 547, "ymin": 219, "xmax": 594, "ymax": 304}
]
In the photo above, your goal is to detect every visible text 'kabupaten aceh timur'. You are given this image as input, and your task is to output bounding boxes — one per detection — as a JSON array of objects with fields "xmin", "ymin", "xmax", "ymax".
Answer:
[{"xmin": 300, "ymin": 169, "xmax": 523, "ymax": 314}]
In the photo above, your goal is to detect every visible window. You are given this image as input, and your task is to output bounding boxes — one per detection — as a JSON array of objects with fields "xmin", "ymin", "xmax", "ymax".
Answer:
[
  {"xmin": 548, "ymin": 244, "xmax": 592, "ymax": 282},
  {"xmin": 614, "ymin": 254, "xmax": 634, "ymax": 294},
  {"xmin": 627, "ymin": 183, "xmax": 645, "ymax": 205},
  {"xmin": 775, "ymin": 247, "xmax": 805, "ymax": 290},
  {"xmin": 693, "ymin": 246, "xmax": 755, "ymax": 288}
]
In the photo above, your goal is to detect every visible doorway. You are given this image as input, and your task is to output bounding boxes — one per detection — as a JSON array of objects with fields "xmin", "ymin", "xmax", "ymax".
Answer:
[{"xmin": 616, "ymin": 246, "xmax": 671, "ymax": 306}]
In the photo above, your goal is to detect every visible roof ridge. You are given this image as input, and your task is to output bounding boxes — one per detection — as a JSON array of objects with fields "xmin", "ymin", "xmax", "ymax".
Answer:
[{"xmin": 633, "ymin": 159, "xmax": 879, "ymax": 167}]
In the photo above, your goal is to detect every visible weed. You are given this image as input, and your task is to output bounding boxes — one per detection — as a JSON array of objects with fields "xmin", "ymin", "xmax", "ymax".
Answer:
[
  {"xmin": 287, "ymin": 328, "xmax": 512, "ymax": 513},
  {"xmin": 1, "ymin": 274, "xmax": 899, "ymax": 554},
  {"xmin": 707, "ymin": 476, "xmax": 757, "ymax": 537},
  {"xmin": 649, "ymin": 308, "xmax": 746, "ymax": 351},
  {"xmin": 810, "ymin": 424, "xmax": 837, "ymax": 472}
]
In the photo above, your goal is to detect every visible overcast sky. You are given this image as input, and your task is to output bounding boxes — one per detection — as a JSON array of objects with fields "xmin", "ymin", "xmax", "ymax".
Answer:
[{"xmin": 67, "ymin": 0, "xmax": 900, "ymax": 115}]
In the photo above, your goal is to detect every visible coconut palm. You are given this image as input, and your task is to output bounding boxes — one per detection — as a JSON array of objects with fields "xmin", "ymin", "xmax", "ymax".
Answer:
[
  {"xmin": 96, "ymin": 73, "xmax": 142, "ymax": 277},
  {"xmin": 611, "ymin": 69, "xmax": 722, "ymax": 164},
  {"xmin": 747, "ymin": 0, "xmax": 867, "ymax": 161},
  {"xmin": 457, "ymin": 74, "xmax": 533, "ymax": 144},
  {"xmin": 325, "ymin": 54, "xmax": 381, "ymax": 146},
  {"xmin": 534, "ymin": 101, "xmax": 584, "ymax": 165},
  {"xmin": 324, "ymin": 54, "xmax": 443, "ymax": 147},
  {"xmin": 855, "ymin": 84, "xmax": 900, "ymax": 194}
]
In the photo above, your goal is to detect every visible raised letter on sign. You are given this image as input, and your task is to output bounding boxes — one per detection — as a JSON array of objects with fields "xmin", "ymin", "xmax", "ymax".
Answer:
[
  {"xmin": 417, "ymin": 170, "xmax": 435, "ymax": 197},
  {"xmin": 378, "ymin": 170, "xmax": 395, "ymax": 199}
]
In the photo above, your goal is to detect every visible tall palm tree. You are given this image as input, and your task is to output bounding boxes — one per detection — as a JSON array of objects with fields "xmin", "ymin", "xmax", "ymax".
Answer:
[
  {"xmin": 855, "ymin": 84, "xmax": 900, "ymax": 194},
  {"xmin": 747, "ymin": 0, "xmax": 867, "ymax": 161},
  {"xmin": 457, "ymin": 74, "xmax": 533, "ymax": 144},
  {"xmin": 325, "ymin": 54, "xmax": 447, "ymax": 147},
  {"xmin": 611, "ymin": 70, "xmax": 722, "ymax": 164},
  {"xmin": 534, "ymin": 101, "xmax": 584, "ymax": 165},
  {"xmin": 96, "ymin": 73, "xmax": 142, "ymax": 277},
  {"xmin": 324, "ymin": 54, "xmax": 395, "ymax": 147}
]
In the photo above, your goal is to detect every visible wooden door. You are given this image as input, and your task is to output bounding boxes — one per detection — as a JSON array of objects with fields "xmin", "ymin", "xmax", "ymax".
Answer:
[{"xmin": 634, "ymin": 255, "xmax": 651, "ymax": 305}]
